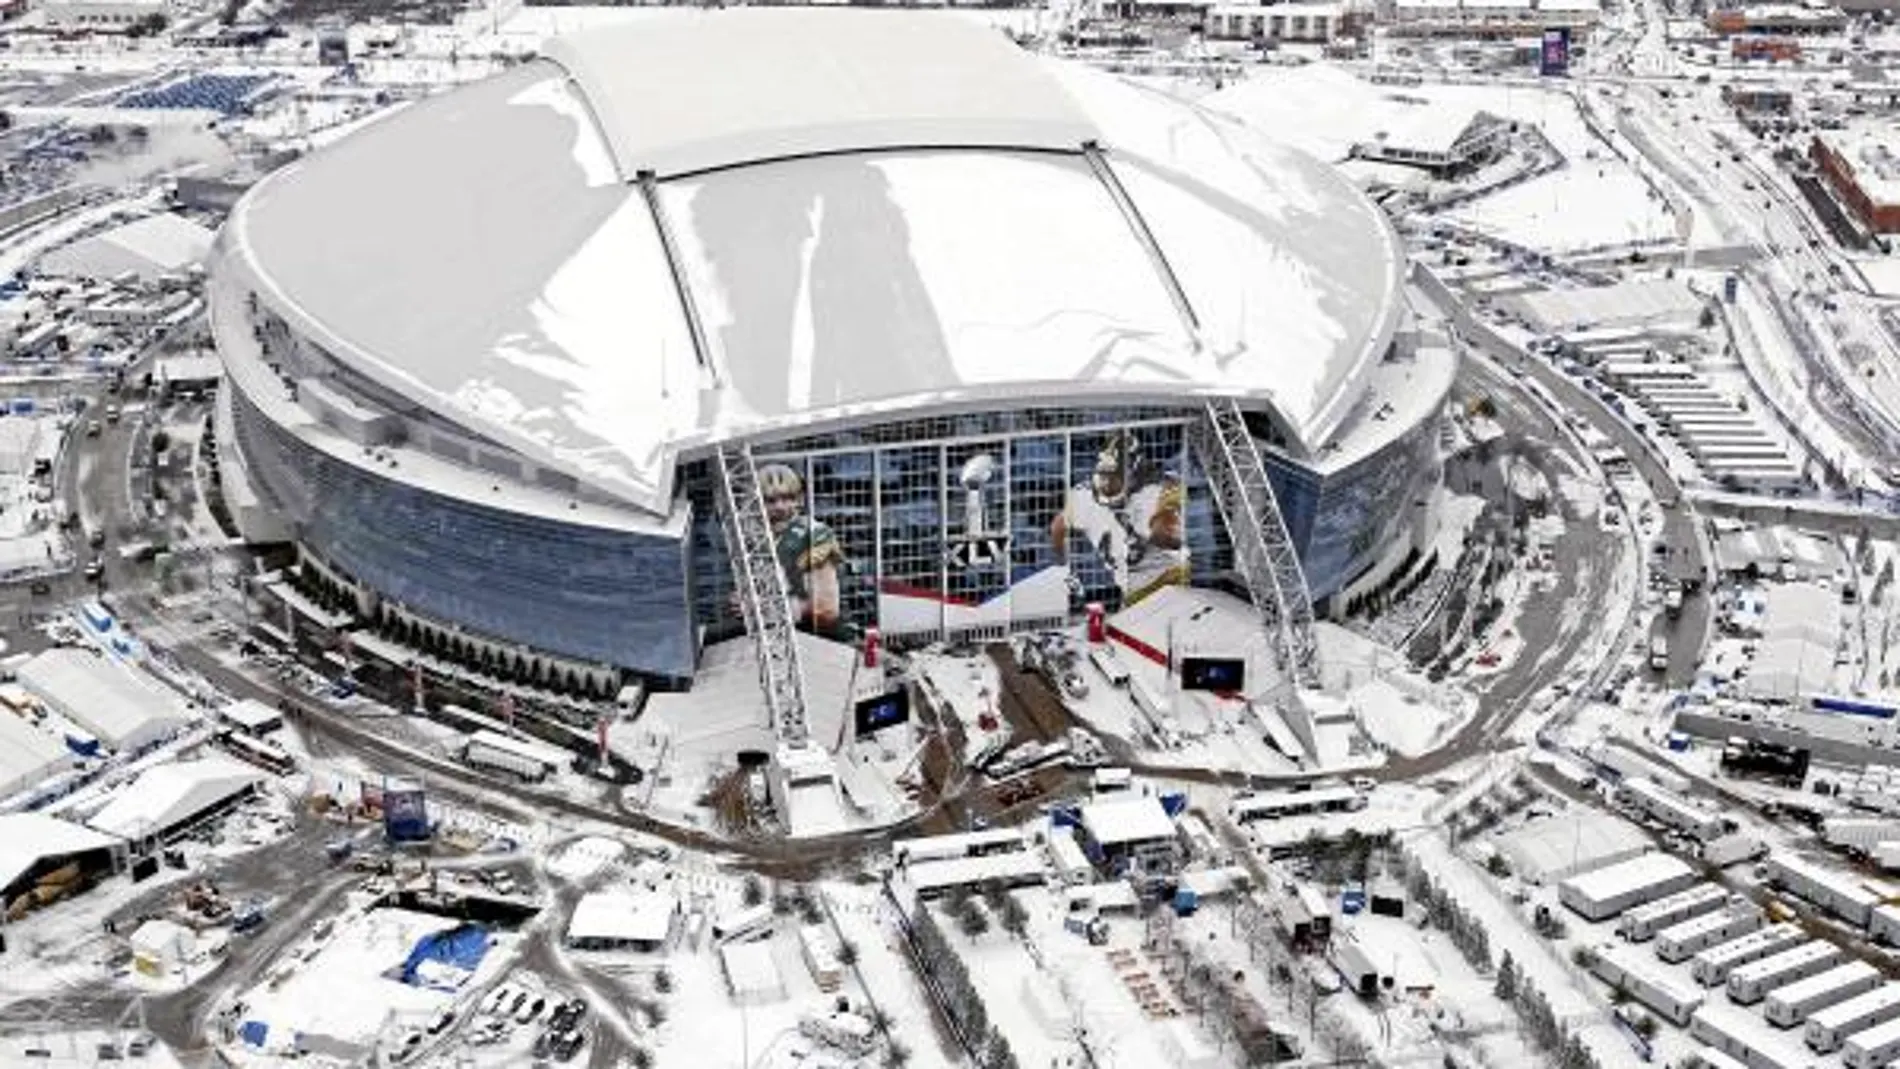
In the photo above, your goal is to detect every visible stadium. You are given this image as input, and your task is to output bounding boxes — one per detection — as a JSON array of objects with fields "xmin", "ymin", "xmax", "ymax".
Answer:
[{"xmin": 209, "ymin": 10, "xmax": 1455, "ymax": 718}]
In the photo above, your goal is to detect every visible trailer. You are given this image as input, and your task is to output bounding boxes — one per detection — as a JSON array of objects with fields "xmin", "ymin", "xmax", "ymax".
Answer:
[
  {"xmin": 1694, "ymin": 1003, "xmax": 1829, "ymax": 1069},
  {"xmin": 1657, "ymin": 908, "xmax": 1764, "ymax": 964},
  {"xmin": 1765, "ymin": 854, "xmax": 1883, "ymax": 929},
  {"xmin": 1588, "ymin": 942, "xmax": 1705, "ymax": 1026},
  {"xmin": 1808, "ymin": 984, "xmax": 1900, "ymax": 1053},
  {"xmin": 1727, "ymin": 941, "xmax": 1844, "ymax": 1005},
  {"xmin": 1688, "ymin": 1049, "xmax": 1751, "ymax": 1069},
  {"xmin": 1823, "ymin": 819, "xmax": 1900, "ymax": 851},
  {"xmin": 1617, "ymin": 779, "xmax": 1726, "ymax": 840},
  {"xmin": 1558, "ymin": 853, "xmax": 1698, "ymax": 922},
  {"xmin": 463, "ymin": 730, "xmax": 570, "ymax": 782},
  {"xmin": 1692, "ymin": 924, "xmax": 1804, "ymax": 987},
  {"xmin": 1845, "ymin": 1014, "xmax": 1900, "ymax": 1069},
  {"xmin": 1764, "ymin": 961, "xmax": 1882, "ymax": 1029},
  {"xmin": 1623, "ymin": 885, "xmax": 1735, "ymax": 942},
  {"xmin": 1588, "ymin": 744, "xmax": 1692, "ymax": 794},
  {"xmin": 1873, "ymin": 904, "xmax": 1900, "ymax": 947},
  {"xmin": 1703, "ymin": 833, "xmax": 1768, "ymax": 869}
]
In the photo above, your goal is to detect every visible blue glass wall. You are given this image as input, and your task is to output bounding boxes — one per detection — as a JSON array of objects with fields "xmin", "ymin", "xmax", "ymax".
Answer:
[{"xmin": 231, "ymin": 389, "xmax": 695, "ymax": 681}]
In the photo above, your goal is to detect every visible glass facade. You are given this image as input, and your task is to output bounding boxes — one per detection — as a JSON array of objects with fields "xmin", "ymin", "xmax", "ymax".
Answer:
[{"xmin": 229, "ymin": 389, "xmax": 697, "ymax": 682}]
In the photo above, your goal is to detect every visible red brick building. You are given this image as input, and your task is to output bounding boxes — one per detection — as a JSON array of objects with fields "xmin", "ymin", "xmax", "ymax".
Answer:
[{"xmin": 1811, "ymin": 130, "xmax": 1900, "ymax": 234}]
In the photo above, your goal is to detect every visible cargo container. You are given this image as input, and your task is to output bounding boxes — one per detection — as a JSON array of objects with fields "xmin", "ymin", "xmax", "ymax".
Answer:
[
  {"xmin": 1808, "ymin": 984, "xmax": 1900, "ymax": 1053},
  {"xmin": 1727, "ymin": 941, "xmax": 1844, "ymax": 1005},
  {"xmin": 1845, "ymin": 1014, "xmax": 1900, "ymax": 1069},
  {"xmin": 1688, "ymin": 1050, "xmax": 1751, "ymax": 1069},
  {"xmin": 1764, "ymin": 961, "xmax": 1882, "ymax": 1029},
  {"xmin": 462, "ymin": 730, "xmax": 570, "ymax": 782},
  {"xmin": 1623, "ymin": 885, "xmax": 1734, "ymax": 942},
  {"xmin": 1765, "ymin": 854, "xmax": 1882, "ymax": 929},
  {"xmin": 1657, "ymin": 908, "xmax": 1764, "ymax": 964},
  {"xmin": 1692, "ymin": 924, "xmax": 1804, "ymax": 987},
  {"xmin": 1617, "ymin": 779, "xmax": 1726, "ymax": 840},
  {"xmin": 1558, "ymin": 853, "xmax": 1698, "ymax": 922},
  {"xmin": 1703, "ymin": 833, "xmax": 1768, "ymax": 868},
  {"xmin": 1588, "ymin": 942, "xmax": 1705, "ymax": 1026},
  {"xmin": 1873, "ymin": 842, "xmax": 1900, "ymax": 872}
]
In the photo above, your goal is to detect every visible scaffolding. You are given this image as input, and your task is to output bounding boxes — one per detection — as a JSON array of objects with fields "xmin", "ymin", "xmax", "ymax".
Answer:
[
  {"xmin": 713, "ymin": 441, "xmax": 811, "ymax": 746},
  {"xmin": 1188, "ymin": 398, "xmax": 1321, "ymax": 691}
]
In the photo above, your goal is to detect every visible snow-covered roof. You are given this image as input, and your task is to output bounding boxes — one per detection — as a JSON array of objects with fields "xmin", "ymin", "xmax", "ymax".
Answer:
[
  {"xmin": 1817, "ymin": 121, "xmax": 1900, "ymax": 208},
  {"xmin": 219, "ymin": 698, "xmax": 281, "ymax": 732},
  {"xmin": 1510, "ymin": 279, "xmax": 1704, "ymax": 334},
  {"xmin": 0, "ymin": 710, "xmax": 74, "ymax": 800},
  {"xmin": 567, "ymin": 889, "xmax": 676, "ymax": 944},
  {"xmin": 0, "ymin": 813, "xmax": 120, "ymax": 891},
  {"xmin": 40, "ymin": 212, "xmax": 213, "ymax": 281},
  {"xmin": 17, "ymin": 648, "xmax": 191, "ymax": 750},
  {"xmin": 1558, "ymin": 852, "xmax": 1694, "ymax": 902},
  {"xmin": 719, "ymin": 938, "xmax": 783, "ymax": 997},
  {"xmin": 1494, "ymin": 810, "xmax": 1651, "ymax": 884},
  {"xmin": 1080, "ymin": 795, "xmax": 1177, "ymax": 846},
  {"xmin": 904, "ymin": 850, "xmax": 1048, "ymax": 894},
  {"xmin": 86, "ymin": 757, "xmax": 262, "ymax": 839},
  {"xmin": 216, "ymin": 10, "xmax": 1402, "ymax": 516},
  {"xmin": 542, "ymin": 13, "xmax": 1096, "ymax": 179}
]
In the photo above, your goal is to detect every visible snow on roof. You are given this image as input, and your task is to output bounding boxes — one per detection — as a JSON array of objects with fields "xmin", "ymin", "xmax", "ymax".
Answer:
[
  {"xmin": 1366, "ymin": 105, "xmax": 1489, "ymax": 157},
  {"xmin": 1510, "ymin": 279, "xmax": 1704, "ymax": 334},
  {"xmin": 1080, "ymin": 795, "xmax": 1177, "ymax": 846},
  {"xmin": 39, "ymin": 212, "xmax": 213, "ymax": 281},
  {"xmin": 219, "ymin": 699, "xmax": 281, "ymax": 731},
  {"xmin": 131, "ymin": 917, "xmax": 193, "ymax": 955},
  {"xmin": 155, "ymin": 353, "xmax": 223, "ymax": 384},
  {"xmin": 1494, "ymin": 810, "xmax": 1652, "ymax": 884},
  {"xmin": 719, "ymin": 937, "xmax": 783, "ymax": 998},
  {"xmin": 86, "ymin": 757, "xmax": 262, "ymax": 839},
  {"xmin": 0, "ymin": 709, "xmax": 74, "ymax": 800},
  {"xmin": 0, "ymin": 813, "xmax": 120, "ymax": 890},
  {"xmin": 542, "ymin": 11, "xmax": 1096, "ymax": 179},
  {"xmin": 17, "ymin": 648, "xmax": 192, "ymax": 750},
  {"xmin": 219, "ymin": 15, "xmax": 1399, "ymax": 516},
  {"xmin": 1066, "ymin": 880, "xmax": 1140, "ymax": 911},
  {"xmin": 567, "ymin": 889, "xmax": 677, "ymax": 945},
  {"xmin": 1557, "ymin": 852, "xmax": 1695, "ymax": 902},
  {"xmin": 1745, "ymin": 582, "xmax": 1839, "ymax": 701},
  {"xmin": 904, "ymin": 850, "xmax": 1049, "ymax": 894}
]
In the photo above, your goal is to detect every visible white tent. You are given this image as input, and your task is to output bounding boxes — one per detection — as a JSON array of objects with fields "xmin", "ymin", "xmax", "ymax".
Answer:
[
  {"xmin": 87, "ymin": 757, "xmax": 262, "ymax": 841},
  {"xmin": 17, "ymin": 648, "xmax": 193, "ymax": 753},
  {"xmin": 0, "ymin": 813, "xmax": 121, "ymax": 894},
  {"xmin": 0, "ymin": 710, "xmax": 75, "ymax": 801},
  {"xmin": 37, "ymin": 213, "xmax": 214, "ymax": 282},
  {"xmin": 1493, "ymin": 809, "xmax": 1652, "ymax": 885}
]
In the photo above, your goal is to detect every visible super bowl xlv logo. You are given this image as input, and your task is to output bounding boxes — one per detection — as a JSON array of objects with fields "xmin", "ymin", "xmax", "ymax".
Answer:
[{"xmin": 947, "ymin": 451, "xmax": 1010, "ymax": 569}]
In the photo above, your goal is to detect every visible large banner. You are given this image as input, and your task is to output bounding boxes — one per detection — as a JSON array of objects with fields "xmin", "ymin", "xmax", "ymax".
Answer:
[
  {"xmin": 1540, "ymin": 27, "xmax": 1571, "ymax": 76},
  {"xmin": 751, "ymin": 421, "xmax": 1193, "ymax": 641}
]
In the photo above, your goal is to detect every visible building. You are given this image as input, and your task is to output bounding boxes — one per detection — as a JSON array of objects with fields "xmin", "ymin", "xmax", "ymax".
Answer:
[
  {"xmin": 208, "ymin": 10, "xmax": 1447, "ymax": 708},
  {"xmin": 37, "ymin": 212, "xmax": 213, "ymax": 281},
  {"xmin": 1492, "ymin": 809, "xmax": 1652, "ymax": 884},
  {"xmin": 34, "ymin": 0, "xmax": 168, "ymax": 32},
  {"xmin": 17, "ymin": 648, "xmax": 193, "ymax": 754},
  {"xmin": 565, "ymin": 890, "xmax": 678, "ymax": 951},
  {"xmin": 1812, "ymin": 125, "xmax": 1900, "ymax": 236},
  {"xmin": 1384, "ymin": 0, "xmax": 1601, "ymax": 38},
  {"xmin": 1207, "ymin": 2, "xmax": 1348, "ymax": 42},
  {"xmin": 1349, "ymin": 107, "xmax": 1512, "ymax": 175},
  {"xmin": 0, "ymin": 813, "xmax": 122, "ymax": 908},
  {"xmin": 1076, "ymin": 795, "xmax": 1181, "ymax": 885},
  {"xmin": 0, "ymin": 708, "xmax": 77, "ymax": 802},
  {"xmin": 1706, "ymin": 4, "xmax": 1846, "ymax": 35},
  {"xmin": 85, "ymin": 757, "xmax": 263, "ymax": 847}
]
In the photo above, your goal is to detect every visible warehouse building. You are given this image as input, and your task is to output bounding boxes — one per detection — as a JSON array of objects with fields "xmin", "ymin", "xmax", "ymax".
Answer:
[
  {"xmin": 1557, "ymin": 853, "xmax": 1696, "ymax": 921},
  {"xmin": 85, "ymin": 757, "xmax": 263, "ymax": 849}
]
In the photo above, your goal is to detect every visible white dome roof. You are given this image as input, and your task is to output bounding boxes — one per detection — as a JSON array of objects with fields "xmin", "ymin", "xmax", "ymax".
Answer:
[{"xmin": 216, "ymin": 10, "xmax": 1402, "ymax": 515}]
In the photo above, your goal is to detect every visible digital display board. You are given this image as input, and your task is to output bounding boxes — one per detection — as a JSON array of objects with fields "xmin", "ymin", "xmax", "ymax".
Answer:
[
  {"xmin": 1180, "ymin": 657, "xmax": 1246, "ymax": 692},
  {"xmin": 854, "ymin": 687, "xmax": 911, "ymax": 736},
  {"xmin": 1540, "ymin": 27, "xmax": 1571, "ymax": 76}
]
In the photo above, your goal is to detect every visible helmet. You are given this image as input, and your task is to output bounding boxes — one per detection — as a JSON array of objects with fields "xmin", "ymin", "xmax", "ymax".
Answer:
[
  {"xmin": 757, "ymin": 463, "xmax": 804, "ymax": 500},
  {"xmin": 1092, "ymin": 435, "xmax": 1138, "ymax": 506}
]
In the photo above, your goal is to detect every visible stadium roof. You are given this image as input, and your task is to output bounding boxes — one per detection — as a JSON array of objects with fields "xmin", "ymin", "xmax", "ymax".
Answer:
[{"xmin": 218, "ymin": 10, "xmax": 1402, "ymax": 516}]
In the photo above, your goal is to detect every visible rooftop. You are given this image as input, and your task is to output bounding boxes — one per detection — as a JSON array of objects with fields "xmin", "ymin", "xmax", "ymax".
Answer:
[
  {"xmin": 85, "ymin": 757, "xmax": 262, "ymax": 839},
  {"xmin": 1557, "ymin": 851, "xmax": 1694, "ymax": 899},
  {"xmin": 220, "ymin": 11, "xmax": 1402, "ymax": 516},
  {"xmin": 1080, "ymin": 795, "xmax": 1178, "ymax": 845},
  {"xmin": 567, "ymin": 889, "xmax": 677, "ymax": 945},
  {"xmin": 1816, "ymin": 121, "xmax": 1900, "ymax": 207},
  {"xmin": 0, "ymin": 813, "xmax": 119, "ymax": 890},
  {"xmin": 17, "ymin": 648, "xmax": 192, "ymax": 750}
]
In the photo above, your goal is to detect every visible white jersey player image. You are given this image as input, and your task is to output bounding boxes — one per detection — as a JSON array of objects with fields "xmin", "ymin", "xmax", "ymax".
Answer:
[{"xmin": 1049, "ymin": 433, "xmax": 1188, "ymax": 605}]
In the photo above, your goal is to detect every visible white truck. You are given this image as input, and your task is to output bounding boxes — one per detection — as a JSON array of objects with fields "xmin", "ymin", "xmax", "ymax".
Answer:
[{"xmin": 1701, "ymin": 832, "xmax": 1767, "ymax": 868}]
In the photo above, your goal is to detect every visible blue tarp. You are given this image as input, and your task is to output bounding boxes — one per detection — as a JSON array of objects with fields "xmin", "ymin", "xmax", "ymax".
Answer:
[
  {"xmin": 400, "ymin": 924, "xmax": 489, "ymax": 986},
  {"xmin": 1159, "ymin": 792, "xmax": 1187, "ymax": 818},
  {"xmin": 239, "ymin": 1021, "xmax": 268, "ymax": 1048}
]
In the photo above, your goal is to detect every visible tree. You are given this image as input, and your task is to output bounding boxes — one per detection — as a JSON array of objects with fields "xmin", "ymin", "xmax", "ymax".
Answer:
[
  {"xmin": 1631, "ymin": 1014, "xmax": 1658, "ymax": 1040},
  {"xmin": 957, "ymin": 899, "xmax": 990, "ymax": 940},
  {"xmin": 882, "ymin": 1041, "xmax": 912, "ymax": 1069},
  {"xmin": 1494, "ymin": 951, "xmax": 1518, "ymax": 1002},
  {"xmin": 836, "ymin": 939, "xmax": 860, "ymax": 967},
  {"xmin": 741, "ymin": 875, "xmax": 764, "ymax": 908},
  {"xmin": 999, "ymin": 894, "xmax": 1029, "ymax": 940},
  {"xmin": 653, "ymin": 967, "xmax": 673, "ymax": 994},
  {"xmin": 628, "ymin": 1048, "xmax": 654, "ymax": 1069}
]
